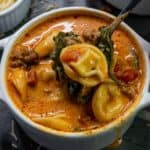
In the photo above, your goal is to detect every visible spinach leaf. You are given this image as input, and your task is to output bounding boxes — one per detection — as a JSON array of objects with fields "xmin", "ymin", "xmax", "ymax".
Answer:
[
  {"xmin": 51, "ymin": 32, "xmax": 69, "ymax": 80},
  {"xmin": 51, "ymin": 31, "xmax": 82, "ymax": 80},
  {"xmin": 96, "ymin": 13, "xmax": 129, "ymax": 85},
  {"xmin": 50, "ymin": 31, "xmax": 91, "ymax": 104}
]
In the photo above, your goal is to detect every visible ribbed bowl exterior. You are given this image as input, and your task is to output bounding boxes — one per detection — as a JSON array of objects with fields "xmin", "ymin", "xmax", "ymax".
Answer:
[{"xmin": 0, "ymin": 0, "xmax": 31, "ymax": 33}]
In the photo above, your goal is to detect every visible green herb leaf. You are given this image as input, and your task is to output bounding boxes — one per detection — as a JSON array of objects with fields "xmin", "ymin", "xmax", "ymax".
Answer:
[
  {"xmin": 50, "ymin": 31, "xmax": 91, "ymax": 104},
  {"xmin": 96, "ymin": 13, "xmax": 129, "ymax": 86}
]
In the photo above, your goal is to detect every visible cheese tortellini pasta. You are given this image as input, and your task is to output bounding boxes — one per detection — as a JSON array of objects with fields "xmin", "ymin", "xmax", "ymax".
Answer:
[
  {"xmin": 34, "ymin": 30, "xmax": 59, "ymax": 58},
  {"xmin": 60, "ymin": 43, "xmax": 108, "ymax": 87},
  {"xmin": 92, "ymin": 83, "xmax": 129, "ymax": 122},
  {"xmin": 9, "ymin": 68, "xmax": 27, "ymax": 102},
  {"xmin": 33, "ymin": 115, "xmax": 73, "ymax": 131}
]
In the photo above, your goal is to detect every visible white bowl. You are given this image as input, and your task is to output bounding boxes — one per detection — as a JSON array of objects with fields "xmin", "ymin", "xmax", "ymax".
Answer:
[
  {"xmin": 0, "ymin": 7, "xmax": 150, "ymax": 150},
  {"xmin": 0, "ymin": 0, "xmax": 31, "ymax": 33}
]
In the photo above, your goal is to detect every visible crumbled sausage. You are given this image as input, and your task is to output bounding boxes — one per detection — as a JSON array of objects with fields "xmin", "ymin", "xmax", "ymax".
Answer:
[
  {"xmin": 27, "ymin": 70, "xmax": 37, "ymax": 86},
  {"xmin": 10, "ymin": 59, "xmax": 25, "ymax": 68},
  {"xmin": 10, "ymin": 49, "xmax": 39, "ymax": 68},
  {"xmin": 64, "ymin": 36, "xmax": 83, "ymax": 45},
  {"xmin": 82, "ymin": 29, "xmax": 100, "ymax": 44},
  {"xmin": 120, "ymin": 85, "xmax": 135, "ymax": 99}
]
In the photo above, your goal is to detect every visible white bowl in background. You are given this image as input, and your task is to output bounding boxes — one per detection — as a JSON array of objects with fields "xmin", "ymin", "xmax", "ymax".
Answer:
[
  {"xmin": 0, "ymin": 0, "xmax": 31, "ymax": 33},
  {"xmin": 105, "ymin": 0, "xmax": 150, "ymax": 15}
]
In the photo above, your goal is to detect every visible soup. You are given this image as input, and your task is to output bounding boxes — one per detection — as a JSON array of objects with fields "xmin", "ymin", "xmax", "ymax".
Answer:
[
  {"xmin": 6, "ymin": 15, "xmax": 145, "ymax": 132},
  {"xmin": 0, "ymin": 0, "xmax": 16, "ymax": 12}
]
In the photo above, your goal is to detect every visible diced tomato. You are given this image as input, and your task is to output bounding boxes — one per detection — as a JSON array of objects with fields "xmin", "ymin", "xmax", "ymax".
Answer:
[
  {"xmin": 61, "ymin": 50, "xmax": 81, "ymax": 62},
  {"xmin": 116, "ymin": 68, "xmax": 139, "ymax": 83},
  {"xmin": 27, "ymin": 70, "xmax": 37, "ymax": 86}
]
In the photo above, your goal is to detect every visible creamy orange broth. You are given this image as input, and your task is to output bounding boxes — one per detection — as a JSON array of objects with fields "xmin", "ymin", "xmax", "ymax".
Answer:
[{"xmin": 6, "ymin": 15, "xmax": 145, "ymax": 132}]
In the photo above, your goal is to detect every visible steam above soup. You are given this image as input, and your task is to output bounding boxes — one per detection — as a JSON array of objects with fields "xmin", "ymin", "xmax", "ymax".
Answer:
[{"xmin": 6, "ymin": 15, "xmax": 145, "ymax": 132}]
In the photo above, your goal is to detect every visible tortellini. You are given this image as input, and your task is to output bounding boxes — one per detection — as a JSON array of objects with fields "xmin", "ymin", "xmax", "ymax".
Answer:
[
  {"xmin": 9, "ymin": 68, "xmax": 27, "ymax": 102},
  {"xmin": 34, "ymin": 30, "xmax": 59, "ymax": 58},
  {"xmin": 36, "ymin": 63, "xmax": 56, "ymax": 82},
  {"xmin": 92, "ymin": 83, "xmax": 129, "ymax": 122},
  {"xmin": 60, "ymin": 43, "xmax": 108, "ymax": 87},
  {"xmin": 33, "ymin": 115, "xmax": 73, "ymax": 131}
]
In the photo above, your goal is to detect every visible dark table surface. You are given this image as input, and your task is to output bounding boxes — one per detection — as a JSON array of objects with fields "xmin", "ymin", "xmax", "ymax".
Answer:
[{"xmin": 0, "ymin": 0, "xmax": 150, "ymax": 150}]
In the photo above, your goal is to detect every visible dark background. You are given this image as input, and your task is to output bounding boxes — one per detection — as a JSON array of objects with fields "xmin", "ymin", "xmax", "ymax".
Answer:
[{"xmin": 0, "ymin": 0, "xmax": 150, "ymax": 150}]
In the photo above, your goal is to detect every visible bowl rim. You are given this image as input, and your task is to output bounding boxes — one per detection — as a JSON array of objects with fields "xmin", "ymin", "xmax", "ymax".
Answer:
[
  {"xmin": 0, "ymin": 0, "xmax": 23, "ymax": 16},
  {"xmin": 1, "ymin": 6, "xmax": 149, "ymax": 138}
]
